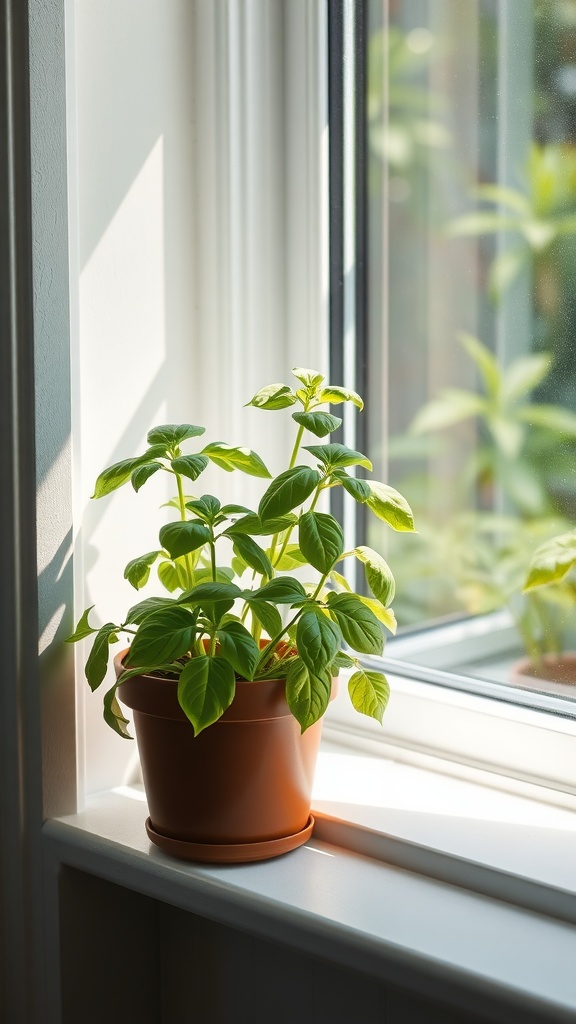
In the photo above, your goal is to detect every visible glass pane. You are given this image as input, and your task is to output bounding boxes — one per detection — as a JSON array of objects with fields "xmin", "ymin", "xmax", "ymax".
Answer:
[{"xmin": 365, "ymin": 0, "xmax": 576, "ymax": 702}]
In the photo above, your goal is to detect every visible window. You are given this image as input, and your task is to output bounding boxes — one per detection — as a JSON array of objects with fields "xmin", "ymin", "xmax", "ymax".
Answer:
[{"xmin": 325, "ymin": 0, "xmax": 576, "ymax": 794}]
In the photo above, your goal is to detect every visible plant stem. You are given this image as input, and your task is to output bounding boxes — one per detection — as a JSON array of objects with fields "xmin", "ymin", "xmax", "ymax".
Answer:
[
  {"xmin": 175, "ymin": 472, "xmax": 196, "ymax": 589},
  {"xmin": 254, "ymin": 608, "xmax": 303, "ymax": 675},
  {"xmin": 310, "ymin": 570, "xmax": 330, "ymax": 601},
  {"xmin": 209, "ymin": 535, "xmax": 217, "ymax": 583},
  {"xmin": 254, "ymin": 571, "xmax": 330, "ymax": 675},
  {"xmin": 269, "ymin": 414, "xmax": 309, "ymax": 565},
  {"xmin": 308, "ymin": 479, "xmax": 325, "ymax": 513},
  {"xmin": 288, "ymin": 423, "xmax": 306, "ymax": 470},
  {"xmin": 273, "ymin": 530, "xmax": 292, "ymax": 568}
]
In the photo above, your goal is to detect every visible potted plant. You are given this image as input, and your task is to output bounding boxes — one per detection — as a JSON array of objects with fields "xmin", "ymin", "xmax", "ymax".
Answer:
[
  {"xmin": 518, "ymin": 529, "xmax": 576, "ymax": 687},
  {"xmin": 67, "ymin": 368, "xmax": 415, "ymax": 863}
]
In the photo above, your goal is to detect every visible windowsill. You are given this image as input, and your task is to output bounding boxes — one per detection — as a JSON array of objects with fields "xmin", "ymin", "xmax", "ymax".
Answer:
[
  {"xmin": 43, "ymin": 740, "xmax": 576, "ymax": 1023},
  {"xmin": 314, "ymin": 740, "xmax": 576, "ymax": 924}
]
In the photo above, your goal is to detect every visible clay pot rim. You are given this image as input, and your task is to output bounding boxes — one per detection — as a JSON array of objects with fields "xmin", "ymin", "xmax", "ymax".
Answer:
[
  {"xmin": 113, "ymin": 645, "xmax": 309, "ymax": 688},
  {"xmin": 114, "ymin": 648, "xmax": 338, "ymax": 723}
]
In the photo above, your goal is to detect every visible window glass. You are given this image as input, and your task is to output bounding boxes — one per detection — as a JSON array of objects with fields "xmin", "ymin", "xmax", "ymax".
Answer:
[{"xmin": 364, "ymin": 1, "xmax": 576, "ymax": 703}]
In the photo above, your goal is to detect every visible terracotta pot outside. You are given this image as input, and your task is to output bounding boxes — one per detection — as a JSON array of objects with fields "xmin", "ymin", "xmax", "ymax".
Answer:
[
  {"xmin": 115, "ymin": 650, "xmax": 337, "ymax": 861},
  {"xmin": 509, "ymin": 653, "xmax": 576, "ymax": 693}
]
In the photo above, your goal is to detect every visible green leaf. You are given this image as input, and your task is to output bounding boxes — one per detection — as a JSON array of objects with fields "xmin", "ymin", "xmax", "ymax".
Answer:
[
  {"xmin": 91, "ymin": 445, "xmax": 167, "ymax": 499},
  {"xmin": 216, "ymin": 622, "xmax": 260, "ymax": 680},
  {"xmin": 271, "ymin": 544, "xmax": 308, "ymax": 571},
  {"xmin": 488, "ymin": 247, "xmax": 528, "ymax": 303},
  {"xmin": 354, "ymin": 545, "xmax": 396, "ymax": 605},
  {"xmin": 521, "ymin": 220, "xmax": 556, "ymax": 251},
  {"xmin": 446, "ymin": 212, "xmax": 519, "ymax": 237},
  {"xmin": 249, "ymin": 601, "xmax": 283, "ymax": 639},
  {"xmin": 159, "ymin": 520, "xmax": 211, "ymax": 559},
  {"xmin": 348, "ymin": 668, "xmax": 390, "ymax": 724},
  {"xmin": 126, "ymin": 596, "xmax": 178, "ymax": 625},
  {"xmin": 327, "ymin": 593, "xmax": 384, "ymax": 655},
  {"xmin": 85, "ymin": 624, "xmax": 119, "ymax": 691},
  {"xmin": 246, "ymin": 383, "xmax": 298, "ymax": 410},
  {"xmin": 332, "ymin": 650, "xmax": 355, "ymax": 669},
  {"xmin": 125, "ymin": 607, "xmax": 197, "ymax": 667},
  {"xmin": 474, "ymin": 183, "xmax": 530, "ymax": 214},
  {"xmin": 219, "ymin": 503, "xmax": 254, "ymax": 516},
  {"xmin": 177, "ymin": 656, "xmax": 236, "ymax": 734},
  {"xmin": 332, "ymin": 471, "xmax": 371, "ymax": 502},
  {"xmin": 299, "ymin": 511, "xmax": 344, "ymax": 574},
  {"xmin": 258, "ymin": 466, "xmax": 320, "ymax": 520},
  {"xmin": 193, "ymin": 566, "xmax": 235, "ymax": 585},
  {"xmin": 249, "ymin": 577, "xmax": 307, "ymax": 605},
  {"xmin": 488, "ymin": 415, "xmax": 524, "ymax": 458},
  {"xmin": 517, "ymin": 404, "xmax": 576, "ymax": 436},
  {"xmin": 292, "ymin": 411, "xmax": 342, "ymax": 437},
  {"xmin": 103, "ymin": 682, "xmax": 132, "ymax": 739},
  {"xmin": 171, "ymin": 455, "xmax": 209, "ymax": 482},
  {"xmin": 304, "ymin": 443, "xmax": 372, "ymax": 471},
  {"xmin": 65, "ymin": 606, "xmax": 97, "ymax": 643},
  {"xmin": 292, "ymin": 367, "xmax": 325, "ymax": 389},
  {"xmin": 123, "ymin": 550, "xmax": 162, "ymax": 591},
  {"xmin": 201, "ymin": 442, "xmax": 271, "ymax": 478},
  {"xmin": 358, "ymin": 595, "xmax": 397, "ymax": 634},
  {"xmin": 147, "ymin": 423, "xmax": 206, "ymax": 447},
  {"xmin": 224, "ymin": 513, "xmax": 297, "ymax": 536},
  {"xmin": 212, "ymin": 602, "xmax": 237, "ymax": 628},
  {"xmin": 296, "ymin": 611, "xmax": 341, "ymax": 675},
  {"xmin": 366, "ymin": 481, "xmax": 415, "ymax": 532},
  {"xmin": 458, "ymin": 333, "xmax": 500, "ymax": 398},
  {"xmin": 131, "ymin": 462, "xmax": 162, "ymax": 492},
  {"xmin": 285, "ymin": 659, "xmax": 332, "ymax": 732},
  {"xmin": 157, "ymin": 559, "xmax": 188, "ymax": 593},
  {"xmin": 524, "ymin": 531, "xmax": 576, "ymax": 591},
  {"xmin": 162, "ymin": 495, "xmax": 196, "ymax": 511},
  {"xmin": 318, "ymin": 385, "xmax": 364, "ymax": 410},
  {"xmin": 179, "ymin": 582, "xmax": 243, "ymax": 607},
  {"xmin": 501, "ymin": 354, "xmax": 552, "ymax": 403},
  {"xmin": 231, "ymin": 534, "xmax": 273, "ymax": 578},
  {"xmin": 330, "ymin": 569, "xmax": 352, "ymax": 592},
  {"xmin": 231, "ymin": 554, "xmax": 248, "ymax": 577},
  {"xmin": 184, "ymin": 495, "xmax": 222, "ymax": 521},
  {"xmin": 409, "ymin": 390, "xmax": 488, "ymax": 433}
]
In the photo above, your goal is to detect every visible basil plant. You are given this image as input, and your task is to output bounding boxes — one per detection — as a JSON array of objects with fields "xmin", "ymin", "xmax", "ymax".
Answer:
[{"xmin": 67, "ymin": 368, "xmax": 415, "ymax": 738}]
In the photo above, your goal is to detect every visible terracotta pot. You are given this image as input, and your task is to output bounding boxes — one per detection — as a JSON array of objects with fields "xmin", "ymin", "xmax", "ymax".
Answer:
[
  {"xmin": 509, "ymin": 653, "xmax": 576, "ymax": 694},
  {"xmin": 115, "ymin": 650, "xmax": 337, "ymax": 863}
]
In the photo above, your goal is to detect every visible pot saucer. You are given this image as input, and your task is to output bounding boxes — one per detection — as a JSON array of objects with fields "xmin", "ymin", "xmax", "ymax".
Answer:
[{"xmin": 145, "ymin": 815, "xmax": 315, "ymax": 864}]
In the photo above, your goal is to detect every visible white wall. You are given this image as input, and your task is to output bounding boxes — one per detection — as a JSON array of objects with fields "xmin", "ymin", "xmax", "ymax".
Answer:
[{"xmin": 69, "ymin": 0, "xmax": 328, "ymax": 795}]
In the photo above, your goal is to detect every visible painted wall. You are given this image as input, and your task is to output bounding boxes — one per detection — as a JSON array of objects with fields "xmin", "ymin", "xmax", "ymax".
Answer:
[
  {"xmin": 30, "ymin": 0, "xmax": 77, "ymax": 820},
  {"xmin": 68, "ymin": 0, "xmax": 328, "ymax": 796}
]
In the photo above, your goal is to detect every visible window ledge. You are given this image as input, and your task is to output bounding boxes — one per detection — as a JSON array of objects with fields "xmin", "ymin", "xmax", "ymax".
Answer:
[
  {"xmin": 43, "ymin": 747, "xmax": 576, "ymax": 1024},
  {"xmin": 313, "ymin": 742, "xmax": 576, "ymax": 925}
]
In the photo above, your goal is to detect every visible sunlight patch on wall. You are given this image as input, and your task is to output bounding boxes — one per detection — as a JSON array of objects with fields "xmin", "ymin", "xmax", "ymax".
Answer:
[{"xmin": 79, "ymin": 136, "xmax": 167, "ymax": 473}]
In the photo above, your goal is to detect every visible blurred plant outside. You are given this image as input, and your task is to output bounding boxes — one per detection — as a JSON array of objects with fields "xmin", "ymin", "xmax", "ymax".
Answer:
[
  {"xmin": 391, "ymin": 335, "xmax": 576, "ymax": 663},
  {"xmin": 447, "ymin": 143, "xmax": 576, "ymax": 303},
  {"xmin": 365, "ymin": 10, "xmax": 576, "ymax": 668},
  {"xmin": 367, "ymin": 25, "xmax": 451, "ymax": 181}
]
